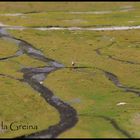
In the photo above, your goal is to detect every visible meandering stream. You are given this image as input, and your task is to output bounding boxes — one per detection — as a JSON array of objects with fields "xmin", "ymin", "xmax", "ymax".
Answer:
[
  {"xmin": 0, "ymin": 24, "xmax": 139, "ymax": 138},
  {"xmin": 0, "ymin": 27, "xmax": 78, "ymax": 138}
]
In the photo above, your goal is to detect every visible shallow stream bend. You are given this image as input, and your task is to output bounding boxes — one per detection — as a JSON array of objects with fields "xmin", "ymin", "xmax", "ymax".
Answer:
[{"xmin": 0, "ymin": 27, "xmax": 78, "ymax": 138}]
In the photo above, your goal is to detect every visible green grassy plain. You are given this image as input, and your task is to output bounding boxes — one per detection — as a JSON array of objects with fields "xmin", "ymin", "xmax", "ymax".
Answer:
[
  {"xmin": 0, "ymin": 2, "xmax": 140, "ymax": 27},
  {"xmin": 0, "ymin": 2, "xmax": 140, "ymax": 138}
]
